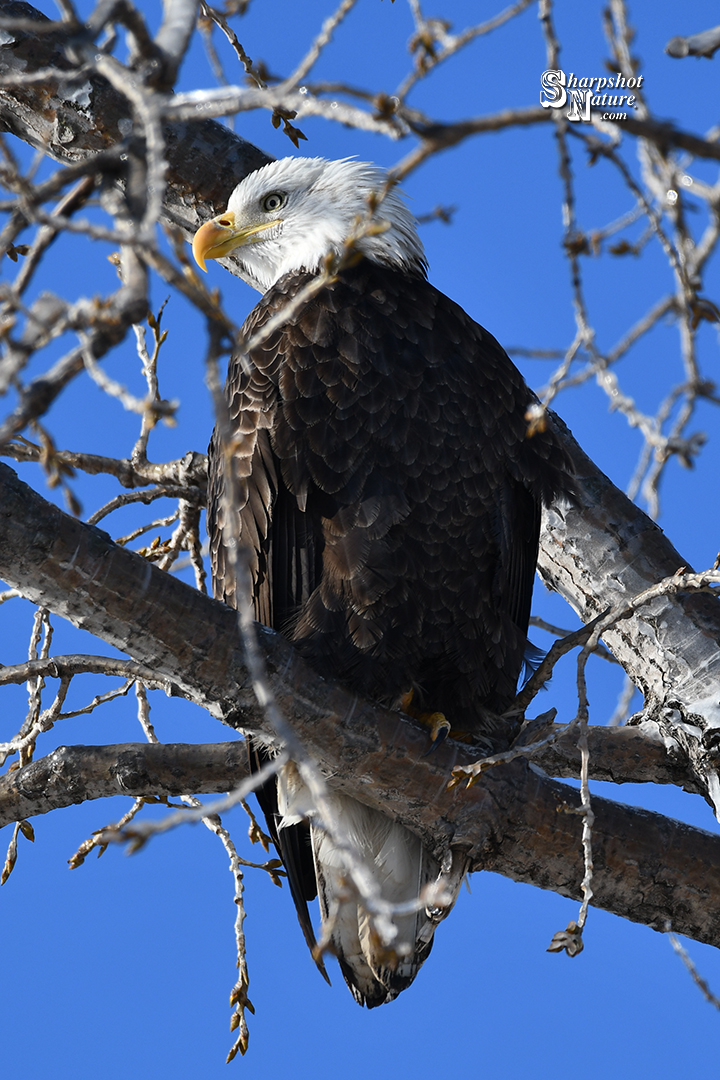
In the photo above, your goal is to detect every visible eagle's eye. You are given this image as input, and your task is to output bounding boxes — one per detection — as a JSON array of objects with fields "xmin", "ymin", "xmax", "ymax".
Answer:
[{"xmin": 261, "ymin": 192, "xmax": 286, "ymax": 213}]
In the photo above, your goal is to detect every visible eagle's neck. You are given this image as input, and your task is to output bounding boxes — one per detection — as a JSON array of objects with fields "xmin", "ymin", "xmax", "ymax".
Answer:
[{"xmin": 236, "ymin": 219, "xmax": 427, "ymax": 294}]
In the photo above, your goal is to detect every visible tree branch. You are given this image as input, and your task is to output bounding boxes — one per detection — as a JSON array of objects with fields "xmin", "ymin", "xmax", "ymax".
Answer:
[
  {"xmin": 616, "ymin": 114, "xmax": 720, "ymax": 163},
  {"xmin": 0, "ymin": 722, "xmax": 699, "ymax": 829},
  {"xmin": 539, "ymin": 419, "xmax": 720, "ymax": 810},
  {"xmin": 666, "ymin": 25, "xmax": 720, "ymax": 60},
  {"xmin": 0, "ymin": 740, "xmax": 250, "ymax": 824},
  {"xmin": 0, "ymin": 0, "xmax": 272, "ymax": 236},
  {"xmin": 154, "ymin": 0, "xmax": 201, "ymax": 88},
  {"xmin": 1, "ymin": 460, "xmax": 720, "ymax": 948}
]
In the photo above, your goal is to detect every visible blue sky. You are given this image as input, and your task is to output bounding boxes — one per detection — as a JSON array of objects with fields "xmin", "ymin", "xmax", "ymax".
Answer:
[{"xmin": 1, "ymin": 1, "xmax": 720, "ymax": 1076}]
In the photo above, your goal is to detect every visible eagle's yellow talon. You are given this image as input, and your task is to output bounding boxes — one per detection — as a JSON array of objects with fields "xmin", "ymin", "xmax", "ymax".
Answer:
[
  {"xmin": 427, "ymin": 712, "xmax": 451, "ymax": 746},
  {"xmin": 399, "ymin": 691, "xmax": 451, "ymax": 747}
]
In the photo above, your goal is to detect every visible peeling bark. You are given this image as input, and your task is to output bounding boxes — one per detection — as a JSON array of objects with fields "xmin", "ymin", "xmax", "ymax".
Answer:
[{"xmin": 540, "ymin": 423, "xmax": 720, "ymax": 810}]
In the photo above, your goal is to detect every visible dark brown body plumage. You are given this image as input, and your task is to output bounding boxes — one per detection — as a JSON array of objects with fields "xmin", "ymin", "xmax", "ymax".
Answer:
[
  {"xmin": 209, "ymin": 259, "xmax": 571, "ymax": 732},
  {"xmin": 208, "ymin": 257, "xmax": 572, "ymax": 1004}
]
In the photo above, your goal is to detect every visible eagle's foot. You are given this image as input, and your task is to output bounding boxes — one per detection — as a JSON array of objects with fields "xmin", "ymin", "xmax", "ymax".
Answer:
[
  {"xmin": 424, "ymin": 712, "xmax": 451, "ymax": 748},
  {"xmin": 399, "ymin": 691, "xmax": 451, "ymax": 750}
]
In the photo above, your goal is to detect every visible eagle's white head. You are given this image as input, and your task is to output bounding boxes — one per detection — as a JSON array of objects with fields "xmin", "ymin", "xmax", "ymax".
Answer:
[{"xmin": 192, "ymin": 157, "xmax": 427, "ymax": 292}]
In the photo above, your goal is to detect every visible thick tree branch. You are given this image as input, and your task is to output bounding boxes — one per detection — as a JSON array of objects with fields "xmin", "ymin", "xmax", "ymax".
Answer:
[
  {"xmin": 0, "ymin": 740, "xmax": 250, "ymax": 824},
  {"xmin": 1, "ymin": 460, "xmax": 720, "ymax": 948},
  {"xmin": 0, "ymin": 724, "xmax": 699, "ymax": 829},
  {"xmin": 0, "ymin": 0, "xmax": 271, "ymax": 234},
  {"xmin": 532, "ymin": 722, "xmax": 701, "ymax": 791},
  {"xmin": 539, "ymin": 419, "xmax": 720, "ymax": 810}
]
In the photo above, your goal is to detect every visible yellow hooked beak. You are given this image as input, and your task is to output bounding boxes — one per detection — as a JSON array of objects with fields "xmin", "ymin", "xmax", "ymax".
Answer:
[{"xmin": 192, "ymin": 211, "xmax": 281, "ymax": 272}]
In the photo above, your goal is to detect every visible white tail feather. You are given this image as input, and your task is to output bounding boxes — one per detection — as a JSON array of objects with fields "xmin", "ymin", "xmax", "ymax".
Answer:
[{"xmin": 278, "ymin": 766, "xmax": 463, "ymax": 1008}]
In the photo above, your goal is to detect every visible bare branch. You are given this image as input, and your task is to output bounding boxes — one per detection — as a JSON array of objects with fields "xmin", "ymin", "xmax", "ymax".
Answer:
[
  {"xmin": 1, "ymin": 439, "xmax": 207, "ymax": 494},
  {"xmin": 391, "ymin": 106, "xmax": 551, "ymax": 179},
  {"xmin": 396, "ymin": 0, "xmax": 534, "ymax": 101},
  {"xmin": 155, "ymin": 0, "xmax": 201, "ymax": 87},
  {"xmin": 284, "ymin": 0, "xmax": 360, "ymax": 91},
  {"xmin": 666, "ymin": 25, "xmax": 720, "ymax": 60},
  {"xmin": 0, "ymin": 741, "xmax": 248, "ymax": 827},
  {"xmin": 87, "ymin": 484, "xmax": 203, "ymax": 525},
  {"xmin": 0, "ymin": 654, "xmax": 178, "ymax": 692},
  {"xmin": 2, "ymin": 462, "xmax": 720, "ymax": 946},
  {"xmin": 667, "ymin": 928, "xmax": 720, "ymax": 1011}
]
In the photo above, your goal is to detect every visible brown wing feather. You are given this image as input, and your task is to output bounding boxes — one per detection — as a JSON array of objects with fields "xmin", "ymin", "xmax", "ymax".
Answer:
[
  {"xmin": 207, "ymin": 258, "xmax": 573, "ymax": 1001},
  {"xmin": 211, "ymin": 260, "xmax": 571, "ymax": 731},
  {"xmin": 208, "ymin": 253, "xmax": 574, "ymax": 729},
  {"xmin": 207, "ymin": 291, "xmax": 329, "ymax": 975}
]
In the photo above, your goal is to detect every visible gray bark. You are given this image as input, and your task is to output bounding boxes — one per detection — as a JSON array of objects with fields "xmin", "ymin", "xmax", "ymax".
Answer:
[
  {"xmin": 539, "ymin": 423, "xmax": 720, "ymax": 812},
  {"xmin": 0, "ymin": 724, "xmax": 703, "ymax": 830},
  {"xmin": 0, "ymin": 0, "xmax": 271, "ymax": 235},
  {"xmin": 1, "ymin": 461, "xmax": 720, "ymax": 949},
  {"xmin": 0, "ymin": 741, "xmax": 250, "ymax": 824},
  {"xmin": 666, "ymin": 25, "xmax": 720, "ymax": 59}
]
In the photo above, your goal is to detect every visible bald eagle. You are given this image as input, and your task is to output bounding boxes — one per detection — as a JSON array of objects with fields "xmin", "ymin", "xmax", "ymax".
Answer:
[{"xmin": 193, "ymin": 157, "xmax": 572, "ymax": 1008}]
